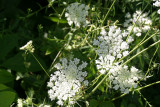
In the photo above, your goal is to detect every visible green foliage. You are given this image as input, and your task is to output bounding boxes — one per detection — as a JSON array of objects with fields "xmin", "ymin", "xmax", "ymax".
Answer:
[
  {"xmin": 2, "ymin": 52, "xmax": 47, "ymax": 73},
  {"xmin": 0, "ymin": 91, "xmax": 17, "ymax": 107},
  {"xmin": 0, "ymin": 0, "xmax": 160, "ymax": 106},
  {"xmin": 0, "ymin": 34, "xmax": 18, "ymax": 61},
  {"xmin": 0, "ymin": 69, "xmax": 14, "ymax": 87}
]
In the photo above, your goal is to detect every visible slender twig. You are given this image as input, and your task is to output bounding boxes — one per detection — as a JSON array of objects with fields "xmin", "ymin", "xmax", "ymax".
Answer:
[
  {"xmin": 101, "ymin": 0, "xmax": 117, "ymax": 26},
  {"xmin": 138, "ymin": 91, "xmax": 152, "ymax": 107},
  {"xmin": 84, "ymin": 73, "xmax": 109, "ymax": 99},
  {"xmin": 31, "ymin": 53, "xmax": 50, "ymax": 77},
  {"xmin": 122, "ymin": 39, "xmax": 160, "ymax": 66},
  {"xmin": 120, "ymin": 31, "xmax": 158, "ymax": 61},
  {"xmin": 111, "ymin": 81, "xmax": 160, "ymax": 101}
]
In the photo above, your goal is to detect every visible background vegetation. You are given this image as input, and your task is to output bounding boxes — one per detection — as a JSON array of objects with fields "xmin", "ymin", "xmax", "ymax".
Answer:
[{"xmin": 0, "ymin": 0, "xmax": 160, "ymax": 107}]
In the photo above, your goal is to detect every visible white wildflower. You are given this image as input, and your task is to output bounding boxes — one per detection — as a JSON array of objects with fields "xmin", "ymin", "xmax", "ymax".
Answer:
[
  {"xmin": 39, "ymin": 104, "xmax": 51, "ymax": 107},
  {"xmin": 20, "ymin": 40, "xmax": 34, "ymax": 53},
  {"xmin": 47, "ymin": 58, "xmax": 88, "ymax": 106},
  {"xmin": 100, "ymin": 28, "xmax": 107, "ymax": 36},
  {"xmin": 17, "ymin": 99, "xmax": 23, "ymax": 107},
  {"xmin": 109, "ymin": 65, "xmax": 142, "ymax": 94},
  {"xmin": 65, "ymin": 2, "xmax": 90, "ymax": 27},
  {"xmin": 93, "ymin": 26, "xmax": 132, "ymax": 58},
  {"xmin": 123, "ymin": 10, "xmax": 152, "ymax": 36}
]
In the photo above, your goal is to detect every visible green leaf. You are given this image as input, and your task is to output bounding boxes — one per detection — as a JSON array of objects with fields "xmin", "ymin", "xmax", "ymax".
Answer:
[
  {"xmin": 2, "ymin": 52, "xmax": 47, "ymax": 72},
  {"xmin": 45, "ymin": 16, "xmax": 67, "ymax": 24},
  {"xmin": 0, "ymin": 69, "xmax": 14, "ymax": 85},
  {"xmin": 0, "ymin": 84, "xmax": 10, "ymax": 91},
  {"xmin": 98, "ymin": 84, "xmax": 104, "ymax": 92},
  {"xmin": 2, "ymin": 52, "xmax": 26, "ymax": 72},
  {"xmin": 99, "ymin": 101, "xmax": 115, "ymax": 107},
  {"xmin": 0, "ymin": 34, "xmax": 18, "ymax": 61},
  {"xmin": 0, "ymin": 84, "xmax": 15, "ymax": 92},
  {"xmin": 89, "ymin": 99, "xmax": 99, "ymax": 107},
  {"xmin": 128, "ymin": 103, "xmax": 136, "ymax": 107},
  {"xmin": 0, "ymin": 91, "xmax": 17, "ymax": 107}
]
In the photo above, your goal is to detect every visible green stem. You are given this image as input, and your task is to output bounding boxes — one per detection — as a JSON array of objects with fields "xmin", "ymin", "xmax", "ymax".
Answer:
[
  {"xmin": 120, "ymin": 31, "xmax": 158, "ymax": 61},
  {"xmin": 122, "ymin": 39, "xmax": 160, "ymax": 66},
  {"xmin": 137, "ymin": 45, "xmax": 159, "ymax": 84},
  {"xmin": 31, "ymin": 53, "xmax": 50, "ymax": 77},
  {"xmin": 126, "ymin": 1, "xmax": 150, "ymax": 40},
  {"xmin": 138, "ymin": 91, "xmax": 152, "ymax": 107},
  {"xmin": 129, "ymin": 31, "xmax": 157, "ymax": 55},
  {"xmin": 111, "ymin": 81, "xmax": 160, "ymax": 101},
  {"xmin": 101, "ymin": 0, "xmax": 116, "ymax": 26},
  {"xmin": 85, "ymin": 73, "xmax": 109, "ymax": 99}
]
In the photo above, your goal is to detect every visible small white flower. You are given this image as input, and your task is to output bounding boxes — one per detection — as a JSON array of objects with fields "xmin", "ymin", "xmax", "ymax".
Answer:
[
  {"xmin": 123, "ymin": 51, "xmax": 129, "ymax": 57},
  {"xmin": 121, "ymin": 42, "xmax": 129, "ymax": 50},
  {"xmin": 158, "ymin": 9, "xmax": 160, "ymax": 14},
  {"xmin": 100, "ymin": 28, "xmax": 107, "ymax": 36},
  {"xmin": 17, "ymin": 99, "xmax": 23, "ymax": 107},
  {"xmin": 20, "ymin": 40, "xmax": 34, "ymax": 53},
  {"xmin": 84, "ymin": 80, "xmax": 89, "ymax": 86}
]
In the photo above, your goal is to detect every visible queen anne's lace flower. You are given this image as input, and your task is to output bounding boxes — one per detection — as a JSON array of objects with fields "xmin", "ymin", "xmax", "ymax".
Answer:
[
  {"xmin": 93, "ymin": 26, "xmax": 133, "ymax": 58},
  {"xmin": 95, "ymin": 55, "xmax": 142, "ymax": 93},
  {"xmin": 65, "ymin": 2, "xmax": 90, "ymax": 27},
  {"xmin": 153, "ymin": 0, "xmax": 160, "ymax": 14},
  {"xmin": 109, "ymin": 65, "xmax": 142, "ymax": 93},
  {"xmin": 20, "ymin": 40, "xmax": 34, "ymax": 53},
  {"xmin": 47, "ymin": 58, "xmax": 88, "ymax": 106},
  {"xmin": 93, "ymin": 26, "xmax": 144, "ymax": 94},
  {"xmin": 123, "ymin": 10, "xmax": 152, "ymax": 36}
]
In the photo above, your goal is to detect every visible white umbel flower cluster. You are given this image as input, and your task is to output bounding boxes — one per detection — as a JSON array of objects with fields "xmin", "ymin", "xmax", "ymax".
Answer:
[
  {"xmin": 123, "ymin": 10, "xmax": 152, "ymax": 36},
  {"xmin": 65, "ymin": 2, "xmax": 90, "ymax": 27},
  {"xmin": 47, "ymin": 58, "xmax": 88, "ymax": 106},
  {"xmin": 109, "ymin": 65, "xmax": 142, "ymax": 94},
  {"xmin": 20, "ymin": 40, "xmax": 35, "ymax": 53},
  {"xmin": 95, "ymin": 55, "xmax": 142, "ymax": 93},
  {"xmin": 93, "ymin": 26, "xmax": 133, "ymax": 58},
  {"xmin": 153, "ymin": 0, "xmax": 160, "ymax": 14},
  {"xmin": 93, "ymin": 26, "xmax": 143, "ymax": 94}
]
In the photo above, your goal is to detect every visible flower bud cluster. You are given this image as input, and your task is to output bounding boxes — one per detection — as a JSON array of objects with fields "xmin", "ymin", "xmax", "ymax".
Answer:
[
  {"xmin": 65, "ymin": 2, "xmax": 90, "ymax": 27},
  {"xmin": 123, "ymin": 10, "xmax": 152, "ymax": 37},
  {"xmin": 20, "ymin": 40, "xmax": 35, "ymax": 53},
  {"xmin": 47, "ymin": 58, "xmax": 88, "ymax": 106},
  {"xmin": 153, "ymin": 0, "xmax": 160, "ymax": 14}
]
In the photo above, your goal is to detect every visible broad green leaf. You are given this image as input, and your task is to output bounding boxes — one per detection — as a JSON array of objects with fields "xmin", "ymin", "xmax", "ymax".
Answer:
[
  {"xmin": 2, "ymin": 52, "xmax": 26, "ymax": 72},
  {"xmin": 0, "ymin": 91, "xmax": 17, "ymax": 107},
  {"xmin": 0, "ymin": 34, "xmax": 18, "ymax": 61},
  {"xmin": 0, "ymin": 84, "xmax": 10, "ymax": 91},
  {"xmin": 0, "ymin": 69, "xmax": 14, "ymax": 85},
  {"xmin": 89, "ymin": 99, "xmax": 99, "ymax": 107},
  {"xmin": 128, "ymin": 103, "xmax": 136, "ymax": 107},
  {"xmin": 45, "ymin": 16, "xmax": 67, "ymax": 24},
  {"xmin": 99, "ymin": 101, "xmax": 115, "ymax": 107},
  {"xmin": 2, "ymin": 52, "xmax": 47, "ymax": 72},
  {"xmin": 0, "ymin": 84, "xmax": 15, "ymax": 92}
]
